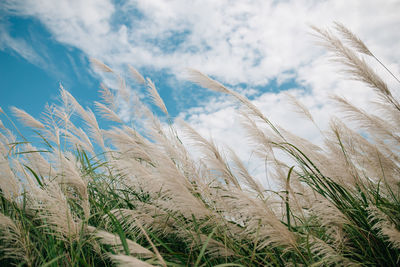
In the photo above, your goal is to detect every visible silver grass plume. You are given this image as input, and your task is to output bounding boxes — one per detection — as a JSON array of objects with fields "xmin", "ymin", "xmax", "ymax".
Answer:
[
  {"xmin": 90, "ymin": 58, "xmax": 114, "ymax": 73},
  {"xmin": 0, "ymin": 213, "xmax": 32, "ymax": 265},
  {"xmin": 228, "ymin": 147, "xmax": 264, "ymax": 196},
  {"xmin": 31, "ymin": 181, "xmax": 82, "ymax": 242},
  {"xmin": 87, "ymin": 226, "xmax": 153, "ymax": 257},
  {"xmin": 312, "ymin": 25, "xmax": 400, "ymax": 111},
  {"xmin": 99, "ymin": 83, "xmax": 117, "ymax": 110},
  {"xmin": 368, "ymin": 206, "xmax": 400, "ymax": 249},
  {"xmin": 129, "ymin": 65, "xmax": 146, "ymax": 84},
  {"xmin": 95, "ymin": 101, "xmax": 123, "ymax": 123},
  {"xmin": 309, "ymin": 236, "xmax": 360, "ymax": 267},
  {"xmin": 331, "ymin": 95, "xmax": 400, "ymax": 146},
  {"xmin": 179, "ymin": 119, "xmax": 241, "ymax": 189},
  {"xmin": 334, "ymin": 22, "xmax": 400, "ymax": 84},
  {"xmin": 285, "ymin": 92, "xmax": 315, "ymax": 125},
  {"xmin": 11, "ymin": 107, "xmax": 45, "ymax": 129},
  {"xmin": 0, "ymin": 157, "xmax": 20, "ymax": 201},
  {"xmin": 146, "ymin": 78, "xmax": 169, "ymax": 116},
  {"xmin": 334, "ymin": 22, "xmax": 372, "ymax": 56}
]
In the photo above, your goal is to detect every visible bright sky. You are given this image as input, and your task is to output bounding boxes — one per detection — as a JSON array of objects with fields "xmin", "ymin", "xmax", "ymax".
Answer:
[{"xmin": 1, "ymin": 0, "xmax": 400, "ymax": 181}]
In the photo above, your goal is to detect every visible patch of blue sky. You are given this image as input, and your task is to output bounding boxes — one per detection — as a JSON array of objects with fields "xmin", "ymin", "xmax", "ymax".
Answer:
[
  {"xmin": 248, "ymin": 74, "xmax": 302, "ymax": 98},
  {"xmin": 183, "ymin": 41, "xmax": 213, "ymax": 54},
  {"xmin": 249, "ymin": 50, "xmax": 263, "ymax": 68},
  {"xmin": 0, "ymin": 15, "xmax": 104, "ymax": 140},
  {"xmin": 144, "ymin": 29, "xmax": 192, "ymax": 54},
  {"xmin": 110, "ymin": 1, "xmax": 194, "ymax": 54},
  {"xmin": 109, "ymin": 1, "xmax": 145, "ymax": 32}
]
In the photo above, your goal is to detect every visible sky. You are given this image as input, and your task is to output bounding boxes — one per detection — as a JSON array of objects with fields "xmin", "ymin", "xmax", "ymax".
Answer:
[{"xmin": 1, "ymin": 0, "xmax": 400, "ymax": 181}]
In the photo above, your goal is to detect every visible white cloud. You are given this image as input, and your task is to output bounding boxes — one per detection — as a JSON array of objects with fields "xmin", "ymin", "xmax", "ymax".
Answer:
[
  {"xmin": 4, "ymin": 0, "xmax": 400, "ymax": 84},
  {"xmin": 0, "ymin": 23, "xmax": 44, "ymax": 66}
]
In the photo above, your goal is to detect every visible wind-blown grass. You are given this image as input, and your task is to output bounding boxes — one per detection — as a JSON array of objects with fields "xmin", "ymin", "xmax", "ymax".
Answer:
[{"xmin": 1, "ymin": 24, "xmax": 400, "ymax": 266}]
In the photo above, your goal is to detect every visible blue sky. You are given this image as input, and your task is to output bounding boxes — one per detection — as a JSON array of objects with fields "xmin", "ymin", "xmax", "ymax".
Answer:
[
  {"xmin": 0, "ymin": 16, "xmax": 95, "ymax": 115},
  {"xmin": 1, "ymin": 0, "xmax": 400, "ymax": 178}
]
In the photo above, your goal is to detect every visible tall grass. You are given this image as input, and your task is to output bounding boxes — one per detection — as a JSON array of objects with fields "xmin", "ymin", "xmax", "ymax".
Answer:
[{"xmin": 1, "ymin": 24, "xmax": 400, "ymax": 266}]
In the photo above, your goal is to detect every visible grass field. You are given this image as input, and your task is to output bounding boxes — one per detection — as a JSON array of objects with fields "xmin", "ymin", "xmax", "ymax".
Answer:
[{"xmin": 1, "ymin": 24, "xmax": 400, "ymax": 266}]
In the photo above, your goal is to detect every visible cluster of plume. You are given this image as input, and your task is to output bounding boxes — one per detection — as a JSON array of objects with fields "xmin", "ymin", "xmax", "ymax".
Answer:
[{"xmin": 0, "ymin": 23, "xmax": 399, "ymax": 266}]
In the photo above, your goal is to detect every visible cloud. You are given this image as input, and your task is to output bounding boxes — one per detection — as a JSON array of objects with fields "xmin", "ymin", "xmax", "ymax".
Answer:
[
  {"xmin": 4, "ymin": 0, "xmax": 399, "ymax": 85},
  {"xmin": 0, "ymin": 23, "xmax": 44, "ymax": 66}
]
